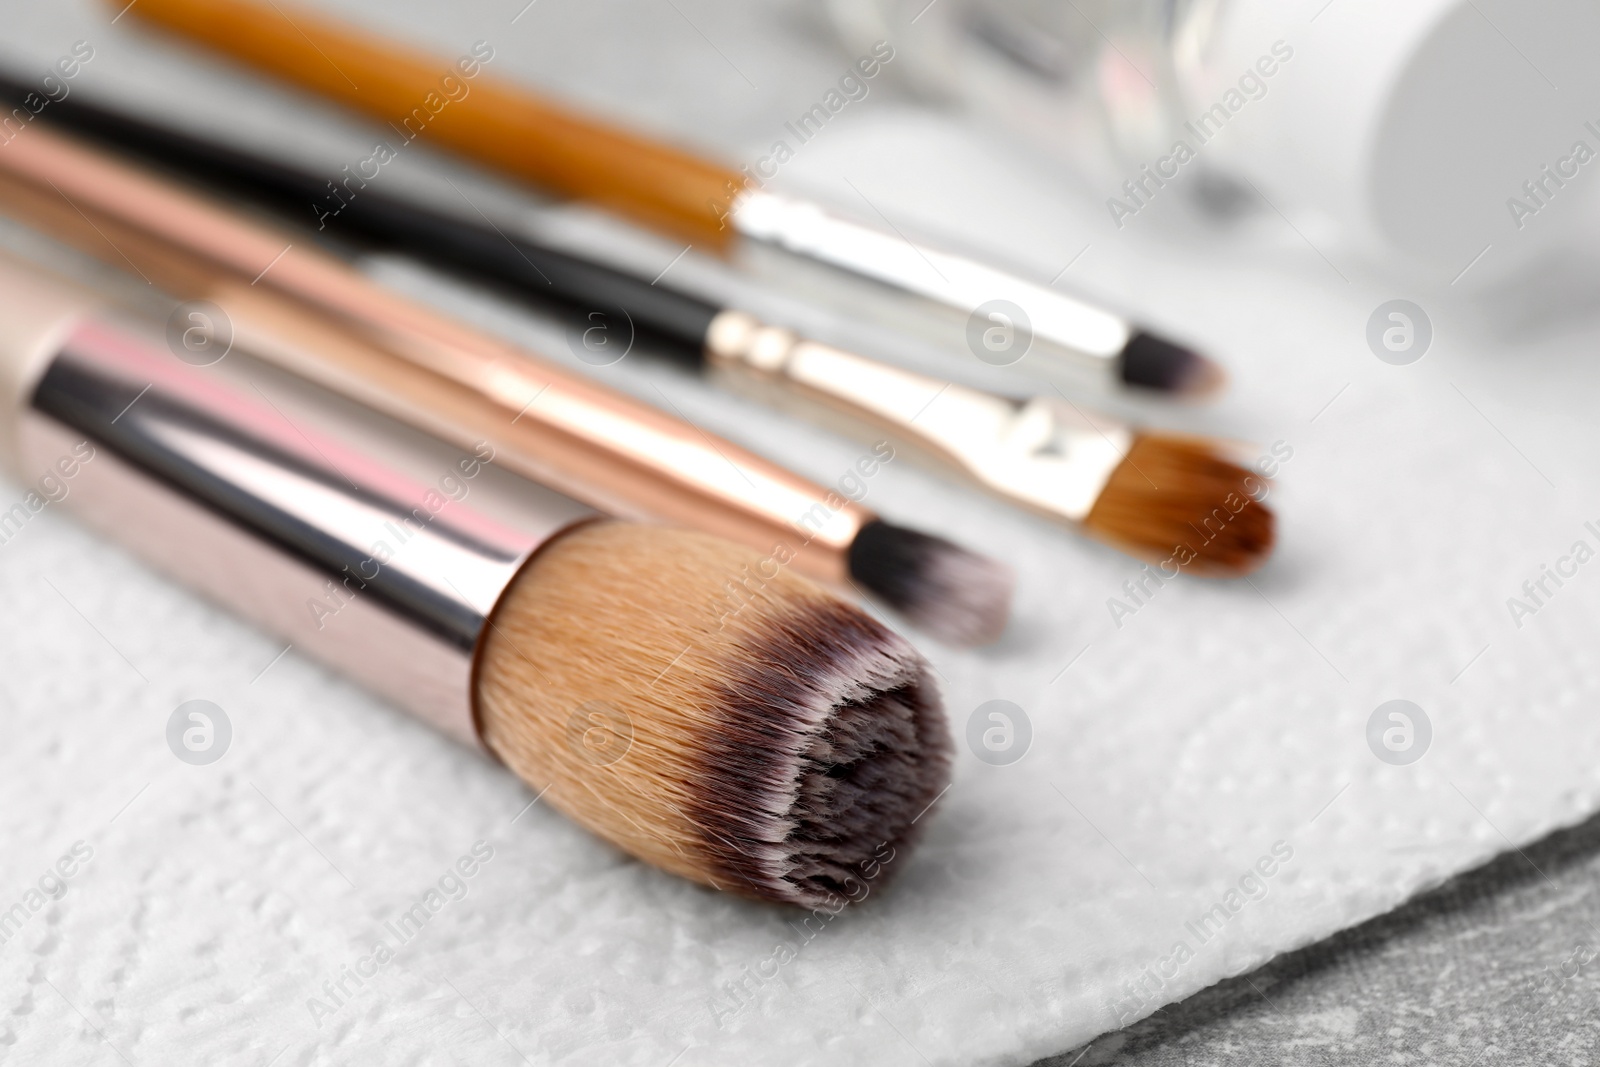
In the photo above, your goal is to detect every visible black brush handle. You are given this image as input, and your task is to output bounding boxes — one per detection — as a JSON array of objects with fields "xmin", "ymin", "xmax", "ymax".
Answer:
[{"xmin": 0, "ymin": 72, "xmax": 721, "ymax": 365}]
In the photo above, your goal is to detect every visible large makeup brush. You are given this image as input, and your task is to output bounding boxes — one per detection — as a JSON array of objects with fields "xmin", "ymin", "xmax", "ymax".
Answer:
[
  {"xmin": 0, "ymin": 80, "xmax": 1274, "ymax": 575},
  {"xmin": 0, "ymin": 121, "xmax": 1012, "ymax": 644},
  {"xmin": 116, "ymin": 0, "xmax": 1226, "ymax": 399},
  {"xmin": 0, "ymin": 256, "xmax": 950, "ymax": 906}
]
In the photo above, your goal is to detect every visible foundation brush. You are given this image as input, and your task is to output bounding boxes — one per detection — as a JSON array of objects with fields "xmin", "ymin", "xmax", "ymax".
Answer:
[
  {"xmin": 115, "ymin": 0, "xmax": 1226, "ymax": 399},
  {"xmin": 0, "ymin": 255, "xmax": 950, "ymax": 906},
  {"xmin": 0, "ymin": 82, "xmax": 1274, "ymax": 575},
  {"xmin": 0, "ymin": 121, "xmax": 1012, "ymax": 644}
]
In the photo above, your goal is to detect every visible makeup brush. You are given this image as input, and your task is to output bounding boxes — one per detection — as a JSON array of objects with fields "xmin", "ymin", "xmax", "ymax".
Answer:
[
  {"xmin": 0, "ymin": 77, "xmax": 1274, "ymax": 575},
  {"xmin": 0, "ymin": 255, "xmax": 950, "ymax": 906},
  {"xmin": 115, "ymin": 0, "xmax": 1226, "ymax": 399},
  {"xmin": 708, "ymin": 316, "xmax": 1275, "ymax": 575},
  {"xmin": 0, "ymin": 122, "xmax": 1012, "ymax": 644}
]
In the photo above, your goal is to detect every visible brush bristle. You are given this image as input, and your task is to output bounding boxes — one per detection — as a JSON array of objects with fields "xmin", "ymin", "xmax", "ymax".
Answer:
[
  {"xmin": 846, "ymin": 520, "xmax": 1013, "ymax": 645},
  {"xmin": 1083, "ymin": 435, "xmax": 1275, "ymax": 576},
  {"xmin": 1119, "ymin": 332, "xmax": 1226, "ymax": 397},
  {"xmin": 477, "ymin": 521, "xmax": 951, "ymax": 907}
]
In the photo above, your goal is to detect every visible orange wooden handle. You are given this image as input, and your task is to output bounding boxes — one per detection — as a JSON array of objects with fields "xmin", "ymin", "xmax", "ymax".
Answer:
[{"xmin": 122, "ymin": 0, "xmax": 747, "ymax": 248}]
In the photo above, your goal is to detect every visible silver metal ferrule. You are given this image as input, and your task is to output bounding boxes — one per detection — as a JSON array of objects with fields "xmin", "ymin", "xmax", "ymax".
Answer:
[
  {"xmin": 705, "ymin": 310, "xmax": 1132, "ymax": 525},
  {"xmin": 728, "ymin": 189, "xmax": 1132, "ymax": 386},
  {"xmin": 19, "ymin": 316, "xmax": 578, "ymax": 749}
]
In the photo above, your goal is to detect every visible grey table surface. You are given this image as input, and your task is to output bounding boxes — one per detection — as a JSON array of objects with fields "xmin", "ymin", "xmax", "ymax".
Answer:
[{"xmin": 1035, "ymin": 808, "xmax": 1600, "ymax": 1066}]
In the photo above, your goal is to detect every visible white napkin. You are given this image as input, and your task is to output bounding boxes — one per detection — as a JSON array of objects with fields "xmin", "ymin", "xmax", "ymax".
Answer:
[{"xmin": 3, "ymin": 3, "xmax": 1597, "ymax": 1065}]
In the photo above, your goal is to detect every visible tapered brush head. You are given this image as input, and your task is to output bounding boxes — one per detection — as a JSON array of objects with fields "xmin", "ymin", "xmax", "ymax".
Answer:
[
  {"xmin": 477, "ymin": 521, "xmax": 951, "ymax": 907},
  {"xmin": 1119, "ymin": 332, "xmax": 1226, "ymax": 397},
  {"xmin": 1083, "ymin": 435, "xmax": 1275, "ymax": 576},
  {"xmin": 846, "ymin": 519, "xmax": 1014, "ymax": 646}
]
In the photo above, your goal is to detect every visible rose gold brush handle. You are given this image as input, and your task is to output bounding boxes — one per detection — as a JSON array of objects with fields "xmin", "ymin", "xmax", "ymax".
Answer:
[
  {"xmin": 0, "ymin": 124, "xmax": 865, "ymax": 585},
  {"xmin": 0, "ymin": 261, "xmax": 568, "ymax": 747}
]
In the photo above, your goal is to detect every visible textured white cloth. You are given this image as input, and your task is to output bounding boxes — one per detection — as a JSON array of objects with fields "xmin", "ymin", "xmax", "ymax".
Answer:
[{"xmin": 1, "ymin": 2, "xmax": 1596, "ymax": 1065}]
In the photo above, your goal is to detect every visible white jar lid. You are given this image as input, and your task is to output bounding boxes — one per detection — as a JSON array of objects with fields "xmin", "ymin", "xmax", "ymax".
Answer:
[{"xmin": 1195, "ymin": 0, "xmax": 1600, "ymax": 283}]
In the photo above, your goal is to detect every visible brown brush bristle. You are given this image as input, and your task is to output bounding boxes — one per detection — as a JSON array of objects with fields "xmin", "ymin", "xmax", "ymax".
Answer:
[
  {"xmin": 476, "ymin": 521, "xmax": 951, "ymax": 907},
  {"xmin": 1082, "ymin": 435, "xmax": 1275, "ymax": 576}
]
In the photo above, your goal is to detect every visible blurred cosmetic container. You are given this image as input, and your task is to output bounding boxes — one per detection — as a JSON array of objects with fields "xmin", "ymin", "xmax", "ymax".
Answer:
[{"xmin": 830, "ymin": 0, "xmax": 1600, "ymax": 285}]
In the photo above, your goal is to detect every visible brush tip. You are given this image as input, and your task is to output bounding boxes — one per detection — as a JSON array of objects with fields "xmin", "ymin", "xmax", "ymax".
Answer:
[
  {"xmin": 1084, "ymin": 435, "xmax": 1275, "ymax": 576},
  {"xmin": 477, "ymin": 522, "xmax": 952, "ymax": 907},
  {"xmin": 1119, "ymin": 332, "xmax": 1226, "ymax": 397},
  {"xmin": 698, "ymin": 594, "xmax": 951, "ymax": 906},
  {"xmin": 848, "ymin": 520, "xmax": 1014, "ymax": 645}
]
